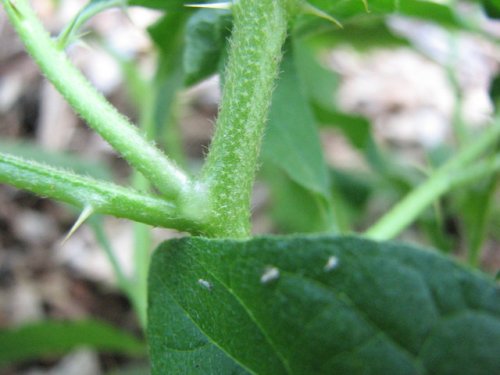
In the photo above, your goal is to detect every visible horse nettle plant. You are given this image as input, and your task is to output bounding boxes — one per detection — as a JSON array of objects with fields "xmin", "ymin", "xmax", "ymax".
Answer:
[{"xmin": 0, "ymin": 0, "xmax": 499, "ymax": 374}]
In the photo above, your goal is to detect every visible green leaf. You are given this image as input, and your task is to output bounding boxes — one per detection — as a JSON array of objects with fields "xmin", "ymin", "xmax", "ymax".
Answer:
[
  {"xmin": 184, "ymin": 9, "xmax": 232, "ymax": 86},
  {"xmin": 0, "ymin": 320, "xmax": 145, "ymax": 367},
  {"xmin": 148, "ymin": 235, "xmax": 500, "ymax": 375},
  {"xmin": 147, "ymin": 13, "xmax": 190, "ymax": 163},
  {"xmin": 306, "ymin": 0, "xmax": 460, "ymax": 27},
  {"xmin": 290, "ymin": 40, "xmax": 387, "ymax": 173},
  {"xmin": 262, "ymin": 166, "xmax": 337, "ymax": 233},
  {"xmin": 262, "ymin": 50, "xmax": 336, "ymax": 233},
  {"xmin": 262, "ymin": 48, "xmax": 336, "ymax": 232},
  {"xmin": 458, "ymin": 175, "xmax": 499, "ymax": 266}
]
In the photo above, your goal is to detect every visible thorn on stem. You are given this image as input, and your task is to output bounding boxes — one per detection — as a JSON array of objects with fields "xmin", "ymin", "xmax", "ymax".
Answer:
[{"xmin": 61, "ymin": 205, "xmax": 94, "ymax": 245}]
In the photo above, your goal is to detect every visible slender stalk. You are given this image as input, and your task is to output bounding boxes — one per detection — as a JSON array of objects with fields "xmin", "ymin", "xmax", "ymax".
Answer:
[
  {"xmin": 366, "ymin": 123, "xmax": 500, "ymax": 240},
  {"xmin": 202, "ymin": 0, "xmax": 290, "ymax": 238},
  {"xmin": 2, "ymin": 0, "xmax": 191, "ymax": 201},
  {"xmin": 130, "ymin": 90, "xmax": 157, "ymax": 330},
  {"xmin": 131, "ymin": 219, "xmax": 150, "ymax": 329},
  {"xmin": 88, "ymin": 217, "xmax": 130, "ymax": 292},
  {"xmin": 0, "ymin": 152, "xmax": 203, "ymax": 233},
  {"xmin": 467, "ymin": 176, "xmax": 498, "ymax": 267}
]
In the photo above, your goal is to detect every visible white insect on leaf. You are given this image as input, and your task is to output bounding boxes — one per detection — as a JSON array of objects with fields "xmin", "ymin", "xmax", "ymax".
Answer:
[
  {"xmin": 260, "ymin": 266, "xmax": 280, "ymax": 284},
  {"xmin": 198, "ymin": 278, "xmax": 212, "ymax": 290},
  {"xmin": 324, "ymin": 256, "xmax": 339, "ymax": 272}
]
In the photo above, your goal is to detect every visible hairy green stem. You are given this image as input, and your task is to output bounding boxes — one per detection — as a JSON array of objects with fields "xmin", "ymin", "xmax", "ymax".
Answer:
[
  {"xmin": 2, "ymin": 0, "xmax": 191, "ymax": 201},
  {"xmin": 0, "ymin": 152, "xmax": 203, "ymax": 233},
  {"xmin": 366, "ymin": 123, "xmax": 500, "ymax": 240},
  {"xmin": 202, "ymin": 0, "xmax": 290, "ymax": 238}
]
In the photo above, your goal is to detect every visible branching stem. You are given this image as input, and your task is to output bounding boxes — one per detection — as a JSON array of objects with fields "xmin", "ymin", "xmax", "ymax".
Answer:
[
  {"xmin": 2, "ymin": 0, "xmax": 192, "ymax": 202},
  {"xmin": 0, "ymin": 152, "xmax": 204, "ymax": 233}
]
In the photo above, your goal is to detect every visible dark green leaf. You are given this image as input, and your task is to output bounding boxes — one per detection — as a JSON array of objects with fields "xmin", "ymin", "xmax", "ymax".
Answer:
[
  {"xmin": 294, "ymin": 17, "xmax": 407, "ymax": 49},
  {"xmin": 149, "ymin": 235, "xmax": 500, "ymax": 375},
  {"xmin": 262, "ymin": 49, "xmax": 337, "ymax": 232},
  {"xmin": 0, "ymin": 320, "xmax": 145, "ymax": 367},
  {"xmin": 263, "ymin": 51, "xmax": 330, "ymax": 198},
  {"xmin": 147, "ymin": 13, "xmax": 189, "ymax": 163},
  {"xmin": 184, "ymin": 9, "xmax": 232, "ymax": 86},
  {"xmin": 262, "ymin": 166, "xmax": 337, "ymax": 233},
  {"xmin": 291, "ymin": 41, "xmax": 387, "ymax": 172}
]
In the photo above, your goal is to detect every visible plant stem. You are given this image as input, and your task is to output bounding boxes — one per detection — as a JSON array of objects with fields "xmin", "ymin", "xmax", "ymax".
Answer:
[
  {"xmin": 2, "ymin": 0, "xmax": 191, "ymax": 201},
  {"xmin": 467, "ymin": 175, "xmax": 498, "ymax": 267},
  {"xmin": 130, "ymin": 89, "xmax": 157, "ymax": 330},
  {"xmin": 202, "ymin": 0, "xmax": 289, "ymax": 238},
  {"xmin": 88, "ymin": 217, "xmax": 131, "ymax": 294},
  {"xmin": 0, "ymin": 152, "xmax": 203, "ymax": 233},
  {"xmin": 366, "ymin": 123, "xmax": 500, "ymax": 240}
]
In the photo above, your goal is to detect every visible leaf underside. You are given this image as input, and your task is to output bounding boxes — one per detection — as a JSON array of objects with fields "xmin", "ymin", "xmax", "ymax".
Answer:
[{"xmin": 148, "ymin": 235, "xmax": 500, "ymax": 375}]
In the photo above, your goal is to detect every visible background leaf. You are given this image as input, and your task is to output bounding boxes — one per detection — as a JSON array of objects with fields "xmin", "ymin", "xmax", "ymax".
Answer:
[
  {"xmin": 262, "ymin": 49, "xmax": 337, "ymax": 233},
  {"xmin": 149, "ymin": 235, "xmax": 500, "ymax": 375},
  {"xmin": 0, "ymin": 320, "xmax": 145, "ymax": 367},
  {"xmin": 0, "ymin": 141, "xmax": 112, "ymax": 181},
  {"xmin": 128, "ymin": 0, "xmax": 206, "ymax": 11},
  {"xmin": 305, "ymin": 0, "xmax": 460, "ymax": 27},
  {"xmin": 183, "ymin": 8, "xmax": 232, "ymax": 86},
  {"xmin": 263, "ymin": 51, "xmax": 330, "ymax": 199}
]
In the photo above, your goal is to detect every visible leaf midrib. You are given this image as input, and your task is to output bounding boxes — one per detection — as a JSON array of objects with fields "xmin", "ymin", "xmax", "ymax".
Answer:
[{"xmin": 187, "ymin": 242, "xmax": 293, "ymax": 375}]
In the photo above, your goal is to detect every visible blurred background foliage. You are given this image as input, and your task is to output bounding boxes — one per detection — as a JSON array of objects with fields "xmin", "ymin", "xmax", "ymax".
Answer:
[{"xmin": 0, "ymin": 0, "xmax": 499, "ymax": 373}]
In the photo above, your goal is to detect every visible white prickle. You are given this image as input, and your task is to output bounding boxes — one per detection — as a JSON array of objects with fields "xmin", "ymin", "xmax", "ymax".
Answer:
[
  {"xmin": 324, "ymin": 256, "xmax": 339, "ymax": 272},
  {"xmin": 61, "ymin": 205, "xmax": 94, "ymax": 245},
  {"xmin": 260, "ymin": 267, "xmax": 280, "ymax": 284}
]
